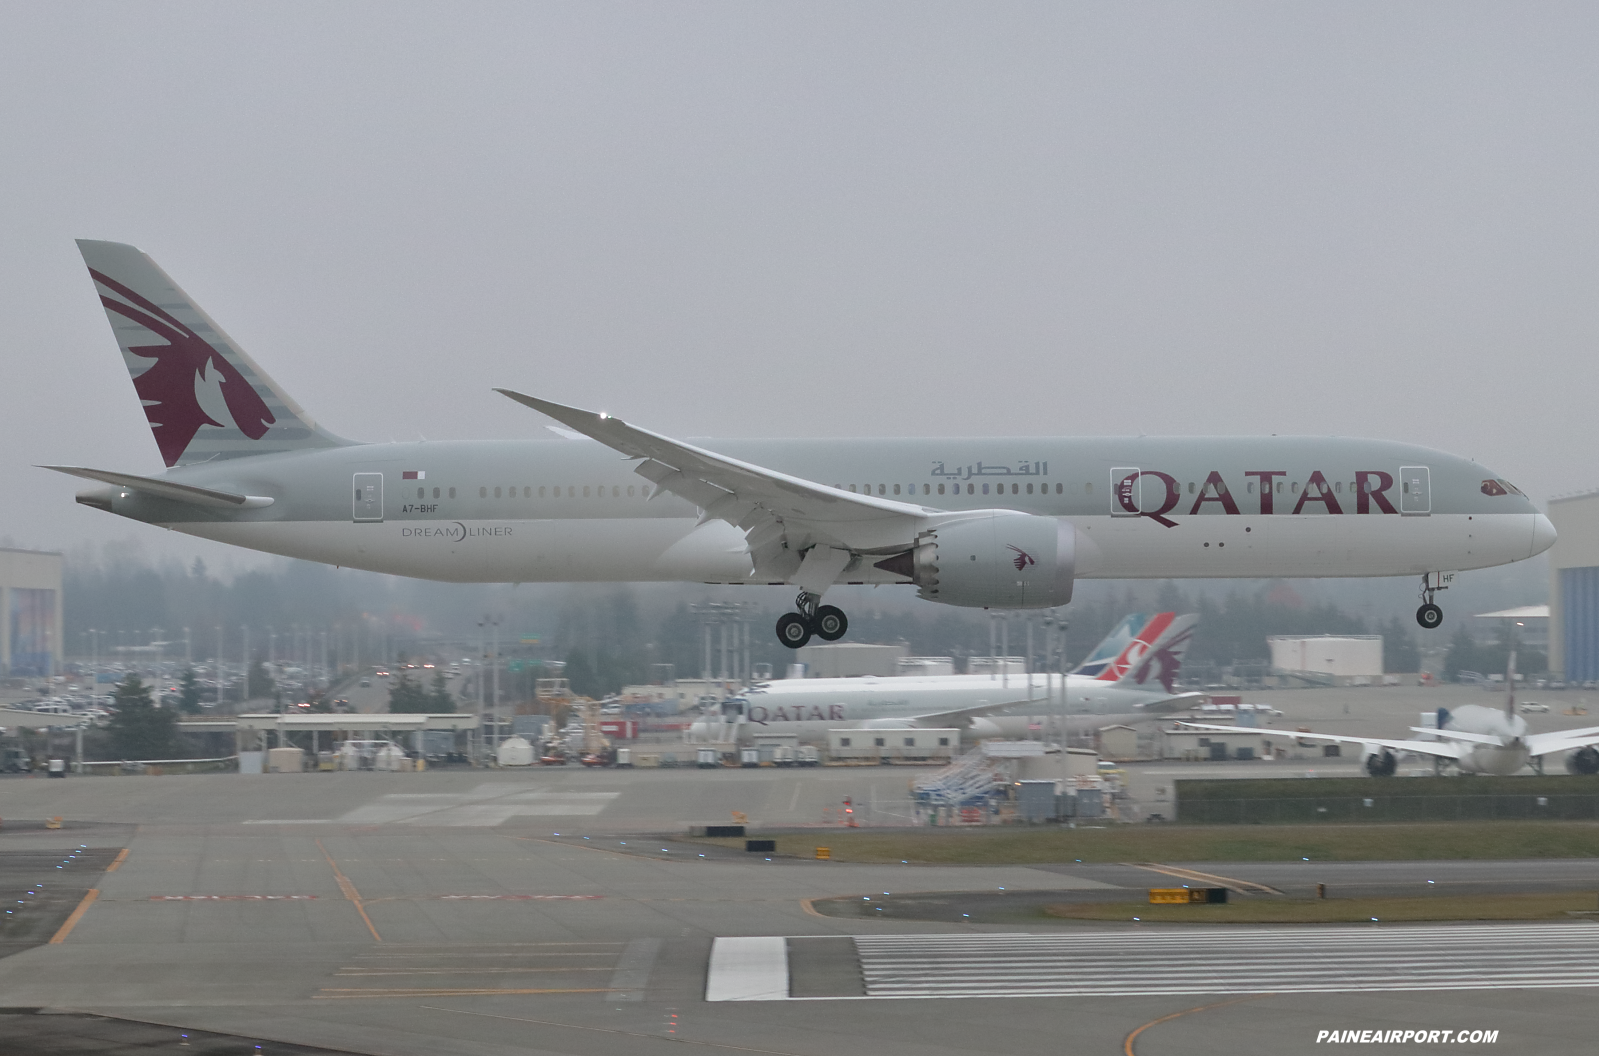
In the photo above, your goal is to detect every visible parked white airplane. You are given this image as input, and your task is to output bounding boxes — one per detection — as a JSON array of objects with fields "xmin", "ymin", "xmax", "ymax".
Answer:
[
  {"xmin": 687, "ymin": 612, "xmax": 1200, "ymax": 740},
  {"xmin": 52, "ymin": 241, "xmax": 1556, "ymax": 648},
  {"xmin": 1180, "ymin": 655, "xmax": 1599, "ymax": 776}
]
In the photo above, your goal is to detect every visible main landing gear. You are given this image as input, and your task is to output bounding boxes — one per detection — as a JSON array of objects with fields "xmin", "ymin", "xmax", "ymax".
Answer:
[
  {"xmin": 775, "ymin": 592, "xmax": 849, "ymax": 649},
  {"xmin": 1416, "ymin": 572, "xmax": 1450, "ymax": 629}
]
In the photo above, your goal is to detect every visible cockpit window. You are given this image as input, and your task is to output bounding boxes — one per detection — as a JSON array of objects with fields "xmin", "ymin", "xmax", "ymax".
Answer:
[{"xmin": 1482, "ymin": 479, "xmax": 1523, "ymax": 497}]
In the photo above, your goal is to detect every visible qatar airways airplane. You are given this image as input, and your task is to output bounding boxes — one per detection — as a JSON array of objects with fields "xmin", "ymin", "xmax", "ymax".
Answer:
[
  {"xmin": 687, "ymin": 612, "xmax": 1201, "ymax": 742},
  {"xmin": 51, "ymin": 240, "xmax": 1555, "ymax": 648}
]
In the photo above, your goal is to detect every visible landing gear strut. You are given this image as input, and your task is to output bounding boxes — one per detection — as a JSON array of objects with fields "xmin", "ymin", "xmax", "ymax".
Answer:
[
  {"xmin": 774, "ymin": 592, "xmax": 850, "ymax": 649},
  {"xmin": 1415, "ymin": 572, "xmax": 1449, "ymax": 629}
]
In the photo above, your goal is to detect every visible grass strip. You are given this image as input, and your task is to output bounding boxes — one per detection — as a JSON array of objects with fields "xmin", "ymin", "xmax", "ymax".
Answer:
[
  {"xmin": 1043, "ymin": 892, "xmax": 1599, "ymax": 924},
  {"xmin": 687, "ymin": 821, "xmax": 1599, "ymax": 864}
]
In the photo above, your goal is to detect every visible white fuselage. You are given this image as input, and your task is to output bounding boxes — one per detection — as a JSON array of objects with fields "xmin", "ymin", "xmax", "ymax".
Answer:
[{"xmin": 686, "ymin": 672, "xmax": 1184, "ymax": 742}]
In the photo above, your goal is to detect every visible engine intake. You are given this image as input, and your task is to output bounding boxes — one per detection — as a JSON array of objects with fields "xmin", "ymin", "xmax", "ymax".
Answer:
[{"xmin": 876, "ymin": 512, "xmax": 1074, "ymax": 609}]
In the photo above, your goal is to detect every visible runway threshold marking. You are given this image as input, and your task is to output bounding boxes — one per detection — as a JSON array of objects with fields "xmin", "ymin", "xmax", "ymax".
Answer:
[
  {"xmin": 315, "ymin": 838, "xmax": 382, "ymax": 942},
  {"xmin": 48, "ymin": 889, "xmax": 98, "ymax": 944},
  {"xmin": 421, "ymin": 1005, "xmax": 813, "ymax": 1055},
  {"xmin": 1127, "ymin": 863, "xmax": 1283, "ymax": 895},
  {"xmin": 1122, "ymin": 995, "xmax": 1266, "ymax": 1056},
  {"xmin": 104, "ymin": 848, "xmax": 129, "ymax": 873}
]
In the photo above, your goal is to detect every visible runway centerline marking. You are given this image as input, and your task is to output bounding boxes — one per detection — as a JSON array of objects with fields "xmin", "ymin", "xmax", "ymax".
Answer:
[{"xmin": 316, "ymin": 838, "xmax": 381, "ymax": 942}]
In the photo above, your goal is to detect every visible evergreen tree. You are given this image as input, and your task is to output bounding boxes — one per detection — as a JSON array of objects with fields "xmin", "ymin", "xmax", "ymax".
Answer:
[
  {"xmin": 106, "ymin": 674, "xmax": 180, "ymax": 760},
  {"xmin": 429, "ymin": 669, "xmax": 456, "ymax": 713},
  {"xmin": 177, "ymin": 668, "xmax": 204, "ymax": 714},
  {"xmin": 1380, "ymin": 617, "xmax": 1421, "ymax": 674},
  {"xmin": 247, "ymin": 659, "xmax": 275, "ymax": 700},
  {"xmin": 388, "ymin": 672, "xmax": 432, "ymax": 713}
]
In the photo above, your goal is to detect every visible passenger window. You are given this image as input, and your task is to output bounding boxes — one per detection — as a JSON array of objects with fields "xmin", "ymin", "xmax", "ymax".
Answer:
[
  {"xmin": 967, "ymin": 483, "xmax": 975, "ymax": 495},
  {"xmin": 583, "ymin": 486, "xmax": 590, "ymax": 497},
  {"xmin": 1291, "ymin": 482, "xmax": 1299, "ymax": 494},
  {"xmin": 449, "ymin": 487, "xmax": 456, "ymax": 499},
  {"xmin": 1335, "ymin": 482, "xmax": 1342, "ymax": 493},
  {"xmin": 937, "ymin": 483, "xmax": 945, "ymax": 495},
  {"xmin": 524, "ymin": 487, "xmax": 531, "ymax": 498},
  {"xmin": 1084, "ymin": 482, "xmax": 1092, "ymax": 494},
  {"xmin": 613, "ymin": 486, "xmax": 619, "ymax": 497},
  {"xmin": 480, "ymin": 486, "xmax": 487, "ymax": 498},
  {"xmin": 893, "ymin": 484, "xmax": 901, "ymax": 495},
  {"xmin": 417, "ymin": 487, "xmax": 424, "ymax": 499},
  {"xmin": 539, "ymin": 487, "xmax": 546, "ymax": 497},
  {"xmin": 627, "ymin": 485, "xmax": 635, "ymax": 497},
  {"xmin": 982, "ymin": 483, "xmax": 990, "ymax": 495},
  {"xmin": 1056, "ymin": 483, "xmax": 1062, "ymax": 494},
  {"xmin": 1026, "ymin": 483, "xmax": 1033, "ymax": 494},
  {"xmin": 923, "ymin": 484, "xmax": 930, "ymax": 495},
  {"xmin": 1247, "ymin": 482, "xmax": 1255, "ymax": 493},
  {"xmin": 1187, "ymin": 482, "xmax": 1195, "ymax": 494},
  {"xmin": 494, "ymin": 487, "xmax": 502, "ymax": 498},
  {"xmin": 433, "ymin": 487, "xmax": 440, "ymax": 499},
  {"xmin": 568, "ymin": 486, "xmax": 575, "ymax": 497},
  {"xmin": 850, "ymin": 484, "xmax": 858, "ymax": 493},
  {"xmin": 1276, "ymin": 482, "xmax": 1284, "ymax": 494}
]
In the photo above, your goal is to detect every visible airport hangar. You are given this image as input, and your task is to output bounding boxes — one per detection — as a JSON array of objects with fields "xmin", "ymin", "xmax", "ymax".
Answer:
[
  {"xmin": 0, "ymin": 547, "xmax": 62, "ymax": 679},
  {"xmin": 1548, "ymin": 490, "xmax": 1599, "ymax": 682}
]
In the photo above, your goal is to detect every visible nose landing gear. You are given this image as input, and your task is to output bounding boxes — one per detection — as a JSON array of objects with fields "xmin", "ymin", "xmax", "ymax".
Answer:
[
  {"xmin": 1415, "ymin": 572, "xmax": 1453, "ymax": 629},
  {"xmin": 774, "ymin": 593, "xmax": 850, "ymax": 649}
]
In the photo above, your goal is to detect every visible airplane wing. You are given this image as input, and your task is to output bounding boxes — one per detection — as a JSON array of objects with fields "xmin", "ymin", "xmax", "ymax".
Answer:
[
  {"xmin": 496, "ymin": 390, "xmax": 934, "ymax": 585},
  {"xmin": 40, "ymin": 466, "xmax": 275, "ymax": 509},
  {"xmin": 907, "ymin": 695, "xmax": 1060, "ymax": 729},
  {"xmin": 1175, "ymin": 722, "xmax": 1469, "ymax": 761},
  {"xmin": 1133, "ymin": 691, "xmax": 1207, "ymax": 712},
  {"xmin": 1526, "ymin": 726, "xmax": 1599, "ymax": 759}
]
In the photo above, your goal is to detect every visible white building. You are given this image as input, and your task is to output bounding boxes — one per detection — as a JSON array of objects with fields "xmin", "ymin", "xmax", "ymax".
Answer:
[
  {"xmin": 1267, "ymin": 635, "xmax": 1383, "ymax": 683},
  {"xmin": 0, "ymin": 548, "xmax": 63, "ymax": 678}
]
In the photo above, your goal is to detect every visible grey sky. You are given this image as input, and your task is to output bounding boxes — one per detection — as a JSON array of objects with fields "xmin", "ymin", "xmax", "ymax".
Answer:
[{"xmin": 3, "ymin": 3, "xmax": 1595, "ymax": 569}]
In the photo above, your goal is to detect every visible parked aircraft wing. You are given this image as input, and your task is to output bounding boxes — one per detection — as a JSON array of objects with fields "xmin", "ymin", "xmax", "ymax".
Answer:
[
  {"xmin": 1526, "ymin": 726, "xmax": 1599, "ymax": 759},
  {"xmin": 40, "ymin": 465, "xmax": 274, "ymax": 509},
  {"xmin": 496, "ymin": 390, "xmax": 935, "ymax": 580},
  {"xmin": 1176, "ymin": 722, "xmax": 1469, "ymax": 761}
]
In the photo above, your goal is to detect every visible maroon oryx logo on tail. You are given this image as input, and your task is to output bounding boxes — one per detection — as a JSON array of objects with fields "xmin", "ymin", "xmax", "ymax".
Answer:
[
  {"xmin": 1006, "ymin": 544, "xmax": 1036, "ymax": 572},
  {"xmin": 89, "ymin": 268, "xmax": 275, "ymax": 466}
]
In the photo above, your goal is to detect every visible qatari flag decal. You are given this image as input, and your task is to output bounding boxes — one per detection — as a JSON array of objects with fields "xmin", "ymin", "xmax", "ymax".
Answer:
[{"xmin": 402, "ymin": 471, "xmax": 426, "ymax": 480}]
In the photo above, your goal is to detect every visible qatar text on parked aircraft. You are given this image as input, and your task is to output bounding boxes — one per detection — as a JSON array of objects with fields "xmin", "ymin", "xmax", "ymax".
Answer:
[
  {"xmin": 687, "ymin": 612, "xmax": 1201, "ymax": 742},
  {"xmin": 52, "ymin": 241, "xmax": 1556, "ymax": 648},
  {"xmin": 1182, "ymin": 654, "xmax": 1599, "ymax": 777}
]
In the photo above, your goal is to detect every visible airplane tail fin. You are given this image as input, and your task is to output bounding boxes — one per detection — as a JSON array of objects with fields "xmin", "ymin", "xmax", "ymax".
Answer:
[
  {"xmin": 76, "ymin": 240, "xmax": 353, "ymax": 467},
  {"xmin": 1070, "ymin": 613, "xmax": 1151, "ymax": 677},
  {"xmin": 1099, "ymin": 613, "xmax": 1200, "ymax": 693}
]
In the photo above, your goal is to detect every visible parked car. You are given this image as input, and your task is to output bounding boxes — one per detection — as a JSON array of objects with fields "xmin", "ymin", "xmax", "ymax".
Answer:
[{"xmin": 1520, "ymin": 701, "xmax": 1550, "ymax": 713}]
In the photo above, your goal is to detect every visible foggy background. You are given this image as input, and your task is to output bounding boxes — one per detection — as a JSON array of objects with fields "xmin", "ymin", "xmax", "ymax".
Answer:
[{"xmin": 2, "ymin": 3, "xmax": 1587, "ymax": 652}]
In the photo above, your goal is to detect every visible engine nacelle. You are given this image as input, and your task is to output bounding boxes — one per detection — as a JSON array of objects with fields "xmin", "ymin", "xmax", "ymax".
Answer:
[
  {"xmin": 886, "ymin": 512, "xmax": 1074, "ymax": 609},
  {"xmin": 1567, "ymin": 746, "xmax": 1599, "ymax": 775}
]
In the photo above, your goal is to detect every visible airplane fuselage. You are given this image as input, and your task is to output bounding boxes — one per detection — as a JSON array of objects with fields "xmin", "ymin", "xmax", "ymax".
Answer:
[{"xmin": 79, "ymin": 434, "xmax": 1552, "ymax": 588}]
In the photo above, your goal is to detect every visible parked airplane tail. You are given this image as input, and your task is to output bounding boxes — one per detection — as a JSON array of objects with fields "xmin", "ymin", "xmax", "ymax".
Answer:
[
  {"xmin": 1099, "ymin": 612, "xmax": 1199, "ymax": 693},
  {"xmin": 1070, "ymin": 613, "xmax": 1151, "ymax": 678},
  {"xmin": 76, "ymin": 240, "xmax": 352, "ymax": 467}
]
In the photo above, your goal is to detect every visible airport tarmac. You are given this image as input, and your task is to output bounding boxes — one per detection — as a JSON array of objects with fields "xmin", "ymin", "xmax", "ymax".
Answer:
[{"xmin": 1, "ymin": 765, "xmax": 1597, "ymax": 1055}]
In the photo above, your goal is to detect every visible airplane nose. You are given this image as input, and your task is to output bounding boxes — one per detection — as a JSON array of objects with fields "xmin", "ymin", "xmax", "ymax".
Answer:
[{"xmin": 1530, "ymin": 513, "xmax": 1557, "ymax": 558}]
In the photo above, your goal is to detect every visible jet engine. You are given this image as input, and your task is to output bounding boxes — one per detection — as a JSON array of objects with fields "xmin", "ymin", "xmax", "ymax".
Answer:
[
  {"xmin": 1364, "ymin": 749, "xmax": 1398, "ymax": 777},
  {"xmin": 1566, "ymin": 746, "xmax": 1599, "ymax": 775},
  {"xmin": 876, "ymin": 512, "xmax": 1074, "ymax": 609}
]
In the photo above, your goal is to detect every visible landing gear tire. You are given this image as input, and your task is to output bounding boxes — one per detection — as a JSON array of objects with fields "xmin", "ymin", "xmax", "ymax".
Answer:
[
  {"xmin": 776, "ymin": 613, "xmax": 812, "ymax": 649},
  {"xmin": 813, "ymin": 605, "xmax": 848, "ymax": 642},
  {"xmin": 1416, "ymin": 603, "xmax": 1443, "ymax": 630}
]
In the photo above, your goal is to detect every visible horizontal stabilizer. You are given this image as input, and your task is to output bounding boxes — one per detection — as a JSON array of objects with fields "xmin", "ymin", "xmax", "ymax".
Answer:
[{"xmin": 40, "ymin": 466, "xmax": 273, "ymax": 509}]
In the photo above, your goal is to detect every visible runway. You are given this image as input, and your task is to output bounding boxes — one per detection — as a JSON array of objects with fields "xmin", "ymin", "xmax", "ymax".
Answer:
[
  {"xmin": 711, "ymin": 924, "xmax": 1599, "ymax": 1000},
  {"xmin": 0, "ymin": 767, "xmax": 1596, "ymax": 1055}
]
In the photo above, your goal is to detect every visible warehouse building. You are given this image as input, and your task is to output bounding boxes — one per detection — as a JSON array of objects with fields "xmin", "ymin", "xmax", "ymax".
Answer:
[
  {"xmin": 1549, "ymin": 491, "xmax": 1599, "ymax": 682},
  {"xmin": 0, "ymin": 548, "xmax": 64, "ymax": 678}
]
